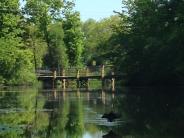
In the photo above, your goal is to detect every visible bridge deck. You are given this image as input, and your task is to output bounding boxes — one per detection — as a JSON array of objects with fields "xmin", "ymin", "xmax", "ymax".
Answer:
[
  {"xmin": 36, "ymin": 65, "xmax": 124, "ymax": 81},
  {"xmin": 37, "ymin": 75, "xmax": 122, "ymax": 80}
]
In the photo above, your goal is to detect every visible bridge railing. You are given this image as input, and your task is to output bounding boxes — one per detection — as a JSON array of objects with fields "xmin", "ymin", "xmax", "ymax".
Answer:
[
  {"xmin": 36, "ymin": 69, "xmax": 53, "ymax": 76},
  {"xmin": 36, "ymin": 65, "xmax": 116, "ymax": 78}
]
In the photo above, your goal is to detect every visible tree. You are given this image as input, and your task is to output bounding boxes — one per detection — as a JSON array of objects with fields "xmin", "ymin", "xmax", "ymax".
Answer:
[
  {"xmin": 111, "ymin": 0, "xmax": 184, "ymax": 85},
  {"xmin": 0, "ymin": 0, "xmax": 36, "ymax": 85},
  {"xmin": 24, "ymin": 0, "xmax": 66, "ymax": 68},
  {"xmin": 63, "ymin": 1, "xmax": 84, "ymax": 67},
  {"xmin": 23, "ymin": 24, "xmax": 48, "ymax": 69},
  {"xmin": 46, "ymin": 23, "xmax": 68, "ymax": 68},
  {"xmin": 24, "ymin": 0, "xmax": 63, "ymax": 41},
  {"xmin": 82, "ymin": 16, "xmax": 121, "ymax": 65}
]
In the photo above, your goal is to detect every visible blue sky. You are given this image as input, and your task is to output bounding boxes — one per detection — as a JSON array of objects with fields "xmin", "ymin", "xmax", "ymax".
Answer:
[
  {"xmin": 74, "ymin": 0, "xmax": 122, "ymax": 21},
  {"xmin": 20, "ymin": 0, "xmax": 122, "ymax": 21}
]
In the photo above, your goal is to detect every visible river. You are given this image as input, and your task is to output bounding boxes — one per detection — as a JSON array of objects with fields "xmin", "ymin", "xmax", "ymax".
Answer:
[{"xmin": 0, "ymin": 86, "xmax": 184, "ymax": 138}]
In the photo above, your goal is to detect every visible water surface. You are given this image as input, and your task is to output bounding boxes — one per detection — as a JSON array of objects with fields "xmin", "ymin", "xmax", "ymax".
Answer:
[{"xmin": 0, "ymin": 87, "xmax": 184, "ymax": 138}]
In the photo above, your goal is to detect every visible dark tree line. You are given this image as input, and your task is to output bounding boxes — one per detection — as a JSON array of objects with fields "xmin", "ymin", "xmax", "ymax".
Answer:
[
  {"xmin": 89, "ymin": 0, "xmax": 184, "ymax": 85},
  {"xmin": 116, "ymin": 0, "xmax": 184, "ymax": 85}
]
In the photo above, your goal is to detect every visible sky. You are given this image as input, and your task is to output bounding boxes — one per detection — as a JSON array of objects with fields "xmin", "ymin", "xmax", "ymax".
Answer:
[
  {"xmin": 19, "ymin": 0, "xmax": 122, "ymax": 21},
  {"xmin": 74, "ymin": 0, "xmax": 122, "ymax": 21}
]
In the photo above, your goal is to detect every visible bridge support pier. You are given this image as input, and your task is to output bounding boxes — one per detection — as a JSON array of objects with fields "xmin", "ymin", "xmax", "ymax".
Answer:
[
  {"xmin": 77, "ymin": 79, "xmax": 80, "ymax": 88},
  {"xmin": 61, "ymin": 69, "xmax": 66, "ymax": 89},
  {"xmin": 52, "ymin": 79, "xmax": 57, "ymax": 88},
  {"xmin": 102, "ymin": 79, "xmax": 105, "ymax": 90},
  {"xmin": 111, "ymin": 78, "xmax": 115, "ymax": 92},
  {"xmin": 52, "ymin": 70, "xmax": 57, "ymax": 88},
  {"xmin": 102, "ymin": 78, "xmax": 115, "ymax": 92},
  {"xmin": 62, "ymin": 79, "xmax": 66, "ymax": 89}
]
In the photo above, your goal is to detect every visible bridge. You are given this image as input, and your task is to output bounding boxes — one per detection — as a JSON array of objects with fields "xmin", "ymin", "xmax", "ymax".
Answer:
[{"xmin": 36, "ymin": 65, "xmax": 123, "ymax": 91}]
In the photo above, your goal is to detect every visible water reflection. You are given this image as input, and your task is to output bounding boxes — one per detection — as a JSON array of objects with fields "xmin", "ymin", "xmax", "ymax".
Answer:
[
  {"xmin": 115, "ymin": 87, "xmax": 184, "ymax": 138},
  {"xmin": 0, "ymin": 87, "xmax": 184, "ymax": 138},
  {"xmin": 0, "ymin": 88, "xmax": 118, "ymax": 138},
  {"xmin": 102, "ymin": 130, "xmax": 121, "ymax": 138}
]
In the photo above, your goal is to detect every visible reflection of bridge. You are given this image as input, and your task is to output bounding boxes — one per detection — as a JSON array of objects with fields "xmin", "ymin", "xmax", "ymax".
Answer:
[{"xmin": 36, "ymin": 65, "xmax": 124, "ymax": 91}]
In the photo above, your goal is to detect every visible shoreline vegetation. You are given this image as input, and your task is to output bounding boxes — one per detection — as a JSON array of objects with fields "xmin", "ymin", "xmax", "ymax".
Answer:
[{"xmin": 0, "ymin": 0, "xmax": 184, "ymax": 86}]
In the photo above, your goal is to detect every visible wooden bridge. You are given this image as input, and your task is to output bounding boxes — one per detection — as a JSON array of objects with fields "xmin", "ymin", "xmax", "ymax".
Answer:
[{"xmin": 36, "ymin": 65, "xmax": 123, "ymax": 91}]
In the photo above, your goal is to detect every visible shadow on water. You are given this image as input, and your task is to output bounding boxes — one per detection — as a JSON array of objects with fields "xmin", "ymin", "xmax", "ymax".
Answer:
[
  {"xmin": 102, "ymin": 130, "xmax": 121, "ymax": 138},
  {"xmin": 114, "ymin": 87, "xmax": 184, "ymax": 138},
  {"xmin": 1, "ymin": 86, "xmax": 184, "ymax": 138}
]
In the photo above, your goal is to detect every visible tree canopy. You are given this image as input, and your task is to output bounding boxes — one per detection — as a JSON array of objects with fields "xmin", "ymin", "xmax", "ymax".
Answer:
[
  {"xmin": 0, "ymin": 0, "xmax": 184, "ymax": 85},
  {"xmin": 0, "ymin": 0, "xmax": 84, "ymax": 85}
]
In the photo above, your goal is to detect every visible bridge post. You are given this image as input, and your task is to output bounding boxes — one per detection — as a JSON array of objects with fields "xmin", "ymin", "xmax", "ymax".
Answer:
[
  {"xmin": 52, "ymin": 70, "xmax": 57, "ymax": 88},
  {"xmin": 102, "ymin": 79, "xmax": 105, "ymax": 90},
  {"xmin": 77, "ymin": 70, "xmax": 80, "ymax": 88},
  {"xmin": 111, "ymin": 78, "xmax": 115, "ymax": 92},
  {"xmin": 86, "ymin": 67, "xmax": 89, "ymax": 76},
  {"xmin": 86, "ymin": 67, "xmax": 89, "ymax": 89},
  {"xmin": 101, "ymin": 65, "xmax": 105, "ymax": 79},
  {"xmin": 111, "ymin": 71, "xmax": 115, "ymax": 92},
  {"xmin": 77, "ymin": 70, "xmax": 80, "ymax": 79},
  {"xmin": 61, "ymin": 69, "xmax": 66, "ymax": 89},
  {"xmin": 53, "ymin": 70, "xmax": 57, "ymax": 79},
  {"xmin": 101, "ymin": 65, "xmax": 105, "ymax": 89},
  {"xmin": 61, "ymin": 69, "xmax": 65, "ymax": 76}
]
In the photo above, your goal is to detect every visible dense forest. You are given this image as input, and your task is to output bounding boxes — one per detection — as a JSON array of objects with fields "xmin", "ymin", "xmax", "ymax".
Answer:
[{"xmin": 0, "ymin": 0, "xmax": 184, "ymax": 85}]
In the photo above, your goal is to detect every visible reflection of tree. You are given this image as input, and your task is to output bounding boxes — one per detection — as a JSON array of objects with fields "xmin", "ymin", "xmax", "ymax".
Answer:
[
  {"xmin": 31, "ymin": 93, "xmax": 49, "ymax": 137},
  {"xmin": 65, "ymin": 100, "xmax": 84, "ymax": 138},
  {"xmin": 44, "ymin": 93, "xmax": 84, "ymax": 138},
  {"xmin": 116, "ymin": 88, "xmax": 184, "ymax": 137},
  {"xmin": 47, "ymin": 97, "xmax": 70, "ymax": 138},
  {"xmin": 0, "ymin": 89, "xmax": 117, "ymax": 137},
  {"xmin": 0, "ymin": 89, "xmax": 37, "ymax": 137},
  {"xmin": 0, "ymin": 88, "xmax": 49, "ymax": 138}
]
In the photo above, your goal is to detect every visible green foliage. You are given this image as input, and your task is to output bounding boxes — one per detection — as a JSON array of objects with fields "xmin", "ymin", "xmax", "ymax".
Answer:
[
  {"xmin": 0, "ymin": 88, "xmax": 49, "ymax": 138},
  {"xmin": 46, "ymin": 23, "xmax": 68, "ymax": 68},
  {"xmin": 23, "ymin": 24, "xmax": 48, "ymax": 69},
  {"xmin": 108, "ymin": 0, "xmax": 184, "ymax": 85},
  {"xmin": 0, "ymin": 38, "xmax": 36, "ymax": 85},
  {"xmin": 0, "ymin": 0, "xmax": 37, "ymax": 85},
  {"xmin": 0, "ymin": 0, "xmax": 21, "ymax": 38},
  {"xmin": 63, "ymin": 1, "xmax": 84, "ymax": 67},
  {"xmin": 65, "ymin": 100, "xmax": 84, "ymax": 138},
  {"xmin": 0, "ymin": 0, "xmax": 86, "ymax": 85},
  {"xmin": 24, "ymin": 0, "xmax": 63, "ymax": 27},
  {"xmin": 82, "ymin": 16, "xmax": 121, "ymax": 65},
  {"xmin": 24, "ymin": 0, "xmax": 71, "ymax": 69}
]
